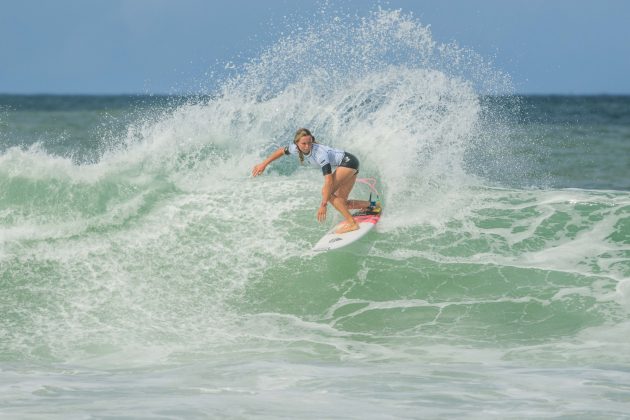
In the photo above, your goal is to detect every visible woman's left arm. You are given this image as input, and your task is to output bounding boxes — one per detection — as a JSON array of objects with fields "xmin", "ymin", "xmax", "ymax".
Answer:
[{"xmin": 317, "ymin": 174, "xmax": 334, "ymax": 222}]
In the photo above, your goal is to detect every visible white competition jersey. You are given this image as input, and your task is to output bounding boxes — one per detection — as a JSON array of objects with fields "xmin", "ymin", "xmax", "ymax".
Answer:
[{"xmin": 285, "ymin": 143, "xmax": 346, "ymax": 175}]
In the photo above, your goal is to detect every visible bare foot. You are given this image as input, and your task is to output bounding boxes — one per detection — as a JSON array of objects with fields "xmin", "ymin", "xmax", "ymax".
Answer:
[{"xmin": 336, "ymin": 221, "xmax": 359, "ymax": 234}]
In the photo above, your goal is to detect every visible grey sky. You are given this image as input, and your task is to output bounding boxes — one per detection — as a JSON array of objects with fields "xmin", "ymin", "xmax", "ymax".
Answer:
[{"xmin": 1, "ymin": 0, "xmax": 628, "ymax": 94}]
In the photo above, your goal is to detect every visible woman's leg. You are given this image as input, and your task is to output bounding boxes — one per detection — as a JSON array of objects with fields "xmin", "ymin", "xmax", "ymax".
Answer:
[
  {"xmin": 328, "ymin": 168, "xmax": 357, "ymax": 228},
  {"xmin": 332, "ymin": 169, "xmax": 371, "ymax": 209},
  {"xmin": 329, "ymin": 168, "xmax": 370, "ymax": 233}
]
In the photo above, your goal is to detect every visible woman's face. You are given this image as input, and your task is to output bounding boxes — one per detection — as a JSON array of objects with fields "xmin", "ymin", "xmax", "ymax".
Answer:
[{"xmin": 296, "ymin": 135, "xmax": 313, "ymax": 154}]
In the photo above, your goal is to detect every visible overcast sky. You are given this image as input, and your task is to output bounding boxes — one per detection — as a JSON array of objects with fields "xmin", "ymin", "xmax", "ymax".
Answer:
[{"xmin": 1, "ymin": 0, "xmax": 629, "ymax": 95}]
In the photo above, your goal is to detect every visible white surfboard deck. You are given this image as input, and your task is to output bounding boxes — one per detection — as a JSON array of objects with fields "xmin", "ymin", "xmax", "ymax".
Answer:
[{"xmin": 312, "ymin": 211, "xmax": 381, "ymax": 253}]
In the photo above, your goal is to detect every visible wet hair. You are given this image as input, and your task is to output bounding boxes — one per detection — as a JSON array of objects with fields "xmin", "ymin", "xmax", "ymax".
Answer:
[{"xmin": 293, "ymin": 128, "xmax": 316, "ymax": 164}]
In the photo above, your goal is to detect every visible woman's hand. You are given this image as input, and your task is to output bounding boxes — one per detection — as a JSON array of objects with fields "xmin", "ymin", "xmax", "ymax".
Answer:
[
  {"xmin": 252, "ymin": 147, "xmax": 286, "ymax": 177},
  {"xmin": 251, "ymin": 163, "xmax": 267, "ymax": 177},
  {"xmin": 317, "ymin": 204, "xmax": 327, "ymax": 222}
]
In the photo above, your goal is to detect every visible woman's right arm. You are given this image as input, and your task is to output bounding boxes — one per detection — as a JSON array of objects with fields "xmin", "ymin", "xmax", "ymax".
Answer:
[{"xmin": 252, "ymin": 147, "xmax": 286, "ymax": 177}]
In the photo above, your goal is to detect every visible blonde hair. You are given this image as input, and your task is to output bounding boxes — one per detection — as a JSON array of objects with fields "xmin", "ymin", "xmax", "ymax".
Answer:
[{"xmin": 293, "ymin": 128, "xmax": 316, "ymax": 164}]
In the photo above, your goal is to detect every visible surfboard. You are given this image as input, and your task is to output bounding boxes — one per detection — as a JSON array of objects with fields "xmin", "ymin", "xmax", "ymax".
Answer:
[
  {"xmin": 312, "ymin": 207, "xmax": 382, "ymax": 252},
  {"xmin": 312, "ymin": 178, "xmax": 382, "ymax": 253}
]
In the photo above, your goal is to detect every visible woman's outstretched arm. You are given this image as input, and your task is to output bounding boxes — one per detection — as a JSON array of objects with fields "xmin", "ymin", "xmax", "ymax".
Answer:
[{"xmin": 252, "ymin": 147, "xmax": 285, "ymax": 177}]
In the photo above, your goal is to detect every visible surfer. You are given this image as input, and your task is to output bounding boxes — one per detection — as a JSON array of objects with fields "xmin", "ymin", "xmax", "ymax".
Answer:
[{"xmin": 252, "ymin": 128, "xmax": 373, "ymax": 233}]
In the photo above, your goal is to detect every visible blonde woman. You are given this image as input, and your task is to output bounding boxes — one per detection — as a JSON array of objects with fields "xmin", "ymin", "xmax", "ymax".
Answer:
[{"xmin": 252, "ymin": 128, "xmax": 372, "ymax": 233}]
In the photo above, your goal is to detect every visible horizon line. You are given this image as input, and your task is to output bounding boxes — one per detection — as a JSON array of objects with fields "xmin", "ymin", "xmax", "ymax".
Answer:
[{"xmin": 2, "ymin": 91, "xmax": 630, "ymax": 97}]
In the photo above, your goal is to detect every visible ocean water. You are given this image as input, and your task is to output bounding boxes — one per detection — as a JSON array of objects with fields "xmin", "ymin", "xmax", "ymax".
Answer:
[{"xmin": 2, "ymin": 9, "xmax": 630, "ymax": 419}]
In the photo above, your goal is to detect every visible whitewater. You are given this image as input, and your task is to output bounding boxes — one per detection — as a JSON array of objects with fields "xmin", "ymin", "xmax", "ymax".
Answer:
[{"xmin": 1, "ymin": 8, "xmax": 629, "ymax": 418}]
